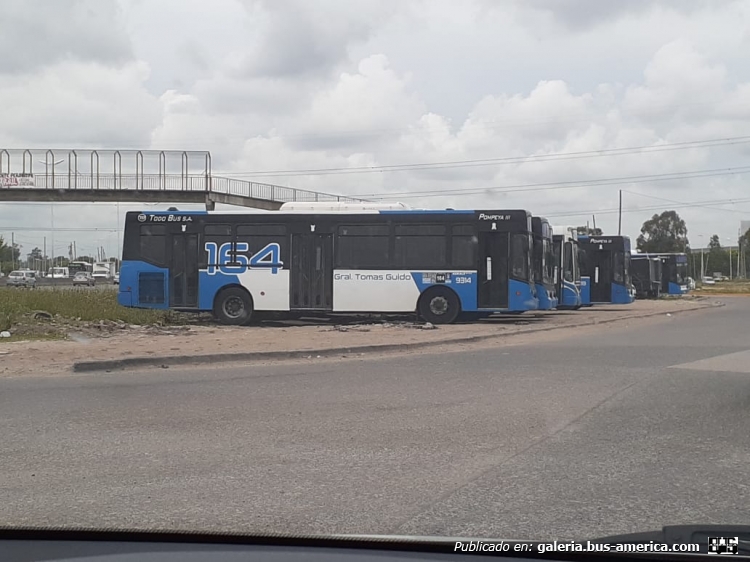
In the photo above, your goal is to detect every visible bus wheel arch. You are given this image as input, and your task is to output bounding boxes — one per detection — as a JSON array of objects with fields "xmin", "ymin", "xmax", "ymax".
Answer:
[
  {"xmin": 417, "ymin": 286, "xmax": 461, "ymax": 324},
  {"xmin": 213, "ymin": 285, "xmax": 254, "ymax": 326}
]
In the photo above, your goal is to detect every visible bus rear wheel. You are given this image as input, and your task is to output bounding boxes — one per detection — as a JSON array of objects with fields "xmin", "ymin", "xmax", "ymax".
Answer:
[
  {"xmin": 214, "ymin": 287, "xmax": 253, "ymax": 326},
  {"xmin": 418, "ymin": 287, "xmax": 460, "ymax": 325}
]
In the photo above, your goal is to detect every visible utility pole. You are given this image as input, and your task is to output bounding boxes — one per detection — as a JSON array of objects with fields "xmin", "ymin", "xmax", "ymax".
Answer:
[
  {"xmin": 618, "ymin": 190, "xmax": 622, "ymax": 236},
  {"xmin": 43, "ymin": 236, "xmax": 46, "ymax": 274},
  {"xmin": 73, "ymin": 241, "xmax": 76, "ymax": 260},
  {"xmin": 11, "ymin": 232, "xmax": 14, "ymax": 270},
  {"xmin": 729, "ymin": 247, "xmax": 732, "ymax": 279},
  {"xmin": 592, "ymin": 215, "xmax": 597, "ymax": 233}
]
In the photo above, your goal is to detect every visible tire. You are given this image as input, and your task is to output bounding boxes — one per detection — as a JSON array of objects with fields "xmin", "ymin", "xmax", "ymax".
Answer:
[
  {"xmin": 418, "ymin": 287, "xmax": 461, "ymax": 325},
  {"xmin": 214, "ymin": 286, "xmax": 253, "ymax": 326}
]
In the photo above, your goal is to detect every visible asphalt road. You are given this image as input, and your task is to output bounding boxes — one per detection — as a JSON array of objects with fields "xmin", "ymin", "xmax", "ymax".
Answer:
[{"xmin": 1, "ymin": 297, "xmax": 747, "ymax": 540}]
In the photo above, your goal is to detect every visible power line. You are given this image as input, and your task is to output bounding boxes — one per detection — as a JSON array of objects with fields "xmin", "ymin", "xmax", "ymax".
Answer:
[
  {"xmin": 363, "ymin": 164, "xmax": 750, "ymax": 199},
  {"xmin": 621, "ymin": 189, "xmax": 750, "ymax": 215},
  {"xmin": 543, "ymin": 196, "xmax": 750, "ymax": 219},
  {"xmin": 215, "ymin": 135, "xmax": 750, "ymax": 177}
]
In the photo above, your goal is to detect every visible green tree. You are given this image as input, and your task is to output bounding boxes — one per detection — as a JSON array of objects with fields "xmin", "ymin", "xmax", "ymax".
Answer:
[
  {"xmin": 636, "ymin": 210, "xmax": 689, "ymax": 253},
  {"xmin": 0, "ymin": 236, "xmax": 21, "ymax": 275},
  {"xmin": 28, "ymin": 247, "xmax": 42, "ymax": 260},
  {"xmin": 708, "ymin": 235, "xmax": 721, "ymax": 250}
]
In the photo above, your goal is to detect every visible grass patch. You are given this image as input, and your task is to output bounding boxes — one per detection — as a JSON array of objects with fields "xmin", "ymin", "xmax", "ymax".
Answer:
[
  {"xmin": 0, "ymin": 288, "xmax": 182, "ymax": 331},
  {"xmin": 695, "ymin": 280, "xmax": 750, "ymax": 294}
]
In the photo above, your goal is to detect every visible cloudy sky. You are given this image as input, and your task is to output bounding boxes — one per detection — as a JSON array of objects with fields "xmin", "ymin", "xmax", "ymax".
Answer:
[{"xmin": 2, "ymin": 0, "xmax": 750, "ymax": 260}]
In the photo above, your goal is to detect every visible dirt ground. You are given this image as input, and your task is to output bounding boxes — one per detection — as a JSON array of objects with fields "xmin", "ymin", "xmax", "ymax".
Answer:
[{"xmin": 0, "ymin": 297, "xmax": 718, "ymax": 378}]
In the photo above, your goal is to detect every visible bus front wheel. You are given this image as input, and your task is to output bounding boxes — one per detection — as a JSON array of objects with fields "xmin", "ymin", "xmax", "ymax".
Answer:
[
  {"xmin": 214, "ymin": 287, "xmax": 254, "ymax": 326},
  {"xmin": 418, "ymin": 287, "xmax": 461, "ymax": 325}
]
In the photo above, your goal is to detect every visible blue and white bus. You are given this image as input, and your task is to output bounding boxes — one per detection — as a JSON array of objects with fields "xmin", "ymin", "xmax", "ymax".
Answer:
[
  {"xmin": 117, "ymin": 204, "xmax": 539, "ymax": 325},
  {"xmin": 633, "ymin": 252, "xmax": 688, "ymax": 295},
  {"xmin": 577, "ymin": 235, "xmax": 635, "ymax": 305},
  {"xmin": 552, "ymin": 227, "xmax": 582, "ymax": 309},
  {"xmin": 531, "ymin": 216, "xmax": 558, "ymax": 310}
]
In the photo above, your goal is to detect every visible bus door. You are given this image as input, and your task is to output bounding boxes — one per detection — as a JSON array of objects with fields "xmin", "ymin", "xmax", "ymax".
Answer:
[
  {"xmin": 477, "ymin": 231, "xmax": 509, "ymax": 309},
  {"xmin": 588, "ymin": 249, "xmax": 612, "ymax": 303},
  {"xmin": 290, "ymin": 232, "xmax": 333, "ymax": 310},
  {"xmin": 169, "ymin": 232, "xmax": 199, "ymax": 308}
]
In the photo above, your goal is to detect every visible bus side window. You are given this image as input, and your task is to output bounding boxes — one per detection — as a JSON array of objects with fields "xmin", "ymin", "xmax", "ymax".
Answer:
[
  {"xmin": 139, "ymin": 224, "xmax": 167, "ymax": 266},
  {"xmin": 236, "ymin": 224, "xmax": 287, "ymax": 268},
  {"xmin": 336, "ymin": 225, "xmax": 390, "ymax": 268},
  {"xmin": 510, "ymin": 233, "xmax": 529, "ymax": 280},
  {"xmin": 204, "ymin": 224, "xmax": 234, "ymax": 266},
  {"xmin": 450, "ymin": 225, "xmax": 476, "ymax": 268},
  {"xmin": 394, "ymin": 224, "xmax": 446, "ymax": 268}
]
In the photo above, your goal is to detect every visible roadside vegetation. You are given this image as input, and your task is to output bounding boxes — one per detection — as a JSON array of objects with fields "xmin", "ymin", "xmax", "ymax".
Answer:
[
  {"xmin": 0, "ymin": 288, "xmax": 185, "ymax": 338},
  {"xmin": 694, "ymin": 279, "xmax": 750, "ymax": 294}
]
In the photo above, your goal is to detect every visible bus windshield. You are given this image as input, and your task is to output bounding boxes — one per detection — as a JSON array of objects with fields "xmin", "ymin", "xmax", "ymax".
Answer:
[
  {"xmin": 675, "ymin": 261, "xmax": 687, "ymax": 284},
  {"xmin": 563, "ymin": 242, "xmax": 574, "ymax": 283},
  {"xmin": 543, "ymin": 238, "xmax": 554, "ymax": 286}
]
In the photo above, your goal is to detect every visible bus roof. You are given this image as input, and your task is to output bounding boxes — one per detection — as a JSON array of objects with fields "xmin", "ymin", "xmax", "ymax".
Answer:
[
  {"xmin": 127, "ymin": 208, "xmax": 531, "ymax": 217},
  {"xmin": 279, "ymin": 202, "xmax": 412, "ymax": 212}
]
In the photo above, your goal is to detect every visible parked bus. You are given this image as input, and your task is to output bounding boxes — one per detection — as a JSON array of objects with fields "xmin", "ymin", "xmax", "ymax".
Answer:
[
  {"xmin": 69, "ymin": 261, "xmax": 93, "ymax": 277},
  {"xmin": 577, "ymin": 235, "xmax": 635, "ymax": 304},
  {"xmin": 654, "ymin": 253, "xmax": 688, "ymax": 295},
  {"xmin": 531, "ymin": 216, "xmax": 558, "ymax": 310},
  {"xmin": 552, "ymin": 227, "xmax": 582, "ymax": 309},
  {"xmin": 631, "ymin": 254, "xmax": 662, "ymax": 299},
  {"xmin": 117, "ymin": 204, "xmax": 539, "ymax": 325}
]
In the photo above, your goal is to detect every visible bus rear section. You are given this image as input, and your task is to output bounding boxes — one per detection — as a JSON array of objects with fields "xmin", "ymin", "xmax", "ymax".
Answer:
[
  {"xmin": 577, "ymin": 235, "xmax": 635, "ymax": 305},
  {"xmin": 531, "ymin": 217, "xmax": 558, "ymax": 310},
  {"xmin": 552, "ymin": 231, "xmax": 582, "ymax": 309},
  {"xmin": 660, "ymin": 253, "xmax": 689, "ymax": 295},
  {"xmin": 118, "ymin": 208, "xmax": 538, "ymax": 325},
  {"xmin": 631, "ymin": 254, "xmax": 662, "ymax": 299}
]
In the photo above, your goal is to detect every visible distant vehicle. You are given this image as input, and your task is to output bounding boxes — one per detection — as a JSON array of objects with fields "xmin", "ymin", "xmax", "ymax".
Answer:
[
  {"xmin": 113, "ymin": 272, "xmax": 120, "ymax": 285},
  {"xmin": 531, "ymin": 216, "xmax": 558, "ymax": 310},
  {"xmin": 702, "ymin": 276, "xmax": 716, "ymax": 285},
  {"xmin": 48, "ymin": 266, "xmax": 69, "ymax": 279},
  {"xmin": 72, "ymin": 272, "xmax": 96, "ymax": 287},
  {"xmin": 69, "ymin": 261, "xmax": 93, "ymax": 277},
  {"xmin": 92, "ymin": 261, "xmax": 115, "ymax": 281},
  {"xmin": 712, "ymin": 272, "xmax": 725, "ymax": 281},
  {"xmin": 631, "ymin": 255, "xmax": 662, "ymax": 299},
  {"xmin": 551, "ymin": 226, "xmax": 582, "ymax": 309},
  {"xmin": 6, "ymin": 270, "xmax": 36, "ymax": 288},
  {"xmin": 577, "ymin": 235, "xmax": 635, "ymax": 305}
]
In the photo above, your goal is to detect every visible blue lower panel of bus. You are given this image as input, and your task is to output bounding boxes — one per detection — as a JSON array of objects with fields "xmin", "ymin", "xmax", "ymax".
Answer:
[
  {"xmin": 579, "ymin": 277, "xmax": 592, "ymax": 306},
  {"xmin": 667, "ymin": 281, "xmax": 687, "ymax": 295},
  {"xmin": 535, "ymin": 282, "xmax": 558, "ymax": 310},
  {"xmin": 509, "ymin": 278, "xmax": 538, "ymax": 311},
  {"xmin": 117, "ymin": 261, "xmax": 170, "ymax": 310},
  {"xmin": 557, "ymin": 280, "xmax": 582, "ymax": 309},
  {"xmin": 409, "ymin": 273, "xmax": 537, "ymax": 312},
  {"xmin": 119, "ymin": 261, "xmax": 541, "ymax": 314},
  {"xmin": 611, "ymin": 282, "xmax": 634, "ymax": 304}
]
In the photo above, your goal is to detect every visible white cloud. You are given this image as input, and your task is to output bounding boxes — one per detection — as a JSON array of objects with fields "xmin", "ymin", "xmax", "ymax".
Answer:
[
  {"xmin": 0, "ymin": 0, "xmax": 132, "ymax": 74},
  {"xmin": 0, "ymin": 61, "xmax": 161, "ymax": 148}
]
